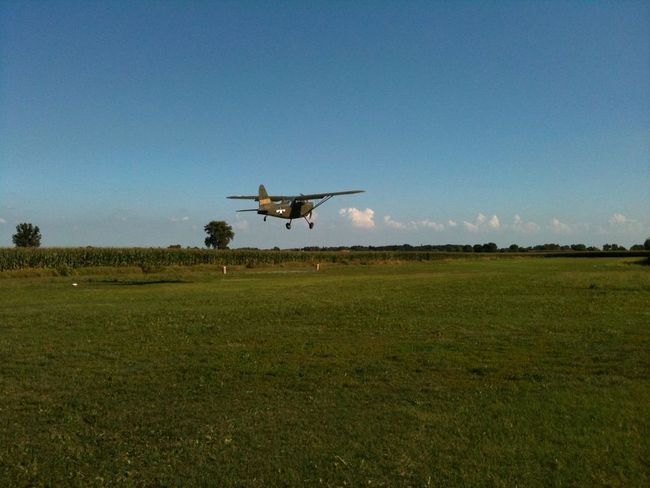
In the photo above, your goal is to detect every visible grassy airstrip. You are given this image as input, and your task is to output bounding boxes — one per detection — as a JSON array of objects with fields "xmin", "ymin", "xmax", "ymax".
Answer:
[{"xmin": 0, "ymin": 257, "xmax": 648, "ymax": 486}]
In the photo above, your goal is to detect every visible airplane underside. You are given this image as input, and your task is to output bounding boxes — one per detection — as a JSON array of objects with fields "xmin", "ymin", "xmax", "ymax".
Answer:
[{"xmin": 259, "ymin": 209, "xmax": 314, "ymax": 229}]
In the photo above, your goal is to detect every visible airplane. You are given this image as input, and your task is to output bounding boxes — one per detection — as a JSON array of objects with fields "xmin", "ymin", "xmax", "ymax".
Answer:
[{"xmin": 228, "ymin": 184, "xmax": 364, "ymax": 229}]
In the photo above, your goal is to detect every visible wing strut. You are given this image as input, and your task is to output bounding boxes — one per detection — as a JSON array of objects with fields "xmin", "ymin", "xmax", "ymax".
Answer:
[{"xmin": 311, "ymin": 195, "xmax": 335, "ymax": 210}]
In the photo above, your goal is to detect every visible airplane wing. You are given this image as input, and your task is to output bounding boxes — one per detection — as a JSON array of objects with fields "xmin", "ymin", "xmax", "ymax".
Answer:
[
  {"xmin": 227, "ymin": 195, "xmax": 260, "ymax": 200},
  {"xmin": 226, "ymin": 194, "xmax": 292, "ymax": 202},
  {"xmin": 227, "ymin": 190, "xmax": 364, "ymax": 202},
  {"xmin": 292, "ymin": 190, "xmax": 365, "ymax": 201}
]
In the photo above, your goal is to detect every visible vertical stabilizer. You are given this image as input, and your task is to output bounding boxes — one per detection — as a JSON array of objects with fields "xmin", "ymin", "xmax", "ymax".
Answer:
[{"xmin": 258, "ymin": 184, "xmax": 271, "ymax": 206}]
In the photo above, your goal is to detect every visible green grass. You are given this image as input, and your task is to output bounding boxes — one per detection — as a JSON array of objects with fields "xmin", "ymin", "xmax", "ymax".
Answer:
[{"xmin": 1, "ymin": 258, "xmax": 648, "ymax": 486}]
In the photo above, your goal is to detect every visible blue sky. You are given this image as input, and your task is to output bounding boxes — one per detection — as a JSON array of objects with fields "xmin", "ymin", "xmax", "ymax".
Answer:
[{"xmin": 1, "ymin": 1, "xmax": 648, "ymax": 248}]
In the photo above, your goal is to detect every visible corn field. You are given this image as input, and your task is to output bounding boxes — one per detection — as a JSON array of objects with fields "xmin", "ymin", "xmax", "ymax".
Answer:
[{"xmin": 0, "ymin": 248, "xmax": 456, "ymax": 271}]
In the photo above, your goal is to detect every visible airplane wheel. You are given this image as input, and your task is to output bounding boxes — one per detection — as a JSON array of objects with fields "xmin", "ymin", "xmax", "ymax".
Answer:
[
  {"xmin": 309, "ymin": 222, "xmax": 314, "ymax": 229},
  {"xmin": 286, "ymin": 223, "xmax": 291, "ymax": 230}
]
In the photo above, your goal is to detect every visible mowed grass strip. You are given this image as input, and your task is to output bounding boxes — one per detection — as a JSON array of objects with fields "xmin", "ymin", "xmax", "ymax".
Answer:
[{"xmin": 0, "ymin": 258, "xmax": 648, "ymax": 486}]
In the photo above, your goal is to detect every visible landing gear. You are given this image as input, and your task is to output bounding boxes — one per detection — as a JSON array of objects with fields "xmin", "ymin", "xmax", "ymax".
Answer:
[
  {"xmin": 264, "ymin": 216, "xmax": 267, "ymax": 222},
  {"xmin": 285, "ymin": 218, "xmax": 313, "ymax": 229}
]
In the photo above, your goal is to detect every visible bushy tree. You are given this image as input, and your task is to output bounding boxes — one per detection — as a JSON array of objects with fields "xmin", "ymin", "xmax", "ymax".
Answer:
[
  {"xmin": 12, "ymin": 223, "xmax": 41, "ymax": 247},
  {"xmin": 204, "ymin": 221, "xmax": 234, "ymax": 249},
  {"xmin": 484, "ymin": 242, "xmax": 498, "ymax": 253},
  {"xmin": 644, "ymin": 238, "xmax": 650, "ymax": 251}
]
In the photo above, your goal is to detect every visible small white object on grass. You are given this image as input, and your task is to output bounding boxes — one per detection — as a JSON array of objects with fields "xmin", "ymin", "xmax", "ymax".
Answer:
[{"xmin": 72, "ymin": 283, "xmax": 78, "ymax": 287}]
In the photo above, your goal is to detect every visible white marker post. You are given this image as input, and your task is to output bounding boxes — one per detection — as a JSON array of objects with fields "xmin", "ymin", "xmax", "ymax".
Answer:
[
  {"xmin": 315, "ymin": 263, "xmax": 320, "ymax": 272},
  {"xmin": 222, "ymin": 266, "xmax": 227, "ymax": 275}
]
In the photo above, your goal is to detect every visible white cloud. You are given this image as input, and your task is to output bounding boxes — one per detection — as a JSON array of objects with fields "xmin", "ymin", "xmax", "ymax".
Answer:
[
  {"xmin": 447, "ymin": 219, "xmax": 458, "ymax": 227},
  {"xmin": 487, "ymin": 215, "xmax": 500, "ymax": 230},
  {"xmin": 384, "ymin": 215, "xmax": 408, "ymax": 230},
  {"xmin": 511, "ymin": 214, "xmax": 540, "ymax": 233},
  {"xmin": 170, "ymin": 216, "xmax": 191, "ymax": 223},
  {"xmin": 550, "ymin": 217, "xmax": 571, "ymax": 234},
  {"xmin": 417, "ymin": 219, "xmax": 445, "ymax": 231},
  {"xmin": 463, "ymin": 221, "xmax": 479, "ymax": 232},
  {"xmin": 609, "ymin": 213, "xmax": 631, "ymax": 226},
  {"xmin": 233, "ymin": 220, "xmax": 250, "ymax": 231},
  {"xmin": 0, "ymin": 218, "xmax": 6, "ymax": 224},
  {"xmin": 340, "ymin": 208, "xmax": 375, "ymax": 228},
  {"xmin": 383, "ymin": 216, "xmax": 445, "ymax": 231},
  {"xmin": 606, "ymin": 213, "xmax": 644, "ymax": 234},
  {"xmin": 462, "ymin": 213, "xmax": 499, "ymax": 233}
]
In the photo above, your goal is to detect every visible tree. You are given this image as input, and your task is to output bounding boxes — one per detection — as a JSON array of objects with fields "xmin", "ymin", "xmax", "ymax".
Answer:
[
  {"xmin": 204, "ymin": 221, "xmax": 234, "ymax": 249},
  {"xmin": 483, "ymin": 242, "xmax": 498, "ymax": 253},
  {"xmin": 12, "ymin": 222, "xmax": 41, "ymax": 247},
  {"xmin": 644, "ymin": 238, "xmax": 650, "ymax": 251}
]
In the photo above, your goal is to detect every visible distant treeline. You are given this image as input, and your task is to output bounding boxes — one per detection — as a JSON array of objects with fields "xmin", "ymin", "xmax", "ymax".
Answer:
[
  {"xmin": 300, "ymin": 242, "xmax": 646, "ymax": 253},
  {"xmin": 1, "ymin": 246, "xmax": 648, "ymax": 272}
]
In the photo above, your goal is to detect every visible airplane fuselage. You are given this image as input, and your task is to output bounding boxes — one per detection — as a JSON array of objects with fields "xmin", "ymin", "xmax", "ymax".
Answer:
[{"xmin": 258, "ymin": 200, "xmax": 314, "ymax": 220}]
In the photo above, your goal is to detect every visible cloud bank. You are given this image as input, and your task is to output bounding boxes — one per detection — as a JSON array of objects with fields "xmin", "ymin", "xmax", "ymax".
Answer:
[
  {"xmin": 463, "ymin": 213, "xmax": 500, "ymax": 233},
  {"xmin": 550, "ymin": 217, "xmax": 571, "ymax": 234},
  {"xmin": 512, "ymin": 214, "xmax": 540, "ymax": 233},
  {"xmin": 605, "ymin": 212, "xmax": 644, "ymax": 234},
  {"xmin": 383, "ymin": 216, "xmax": 445, "ymax": 231},
  {"xmin": 334, "ymin": 208, "xmax": 646, "ymax": 246}
]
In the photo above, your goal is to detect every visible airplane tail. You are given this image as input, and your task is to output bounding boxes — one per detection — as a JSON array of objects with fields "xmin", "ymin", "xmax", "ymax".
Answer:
[{"xmin": 258, "ymin": 184, "xmax": 271, "ymax": 207}]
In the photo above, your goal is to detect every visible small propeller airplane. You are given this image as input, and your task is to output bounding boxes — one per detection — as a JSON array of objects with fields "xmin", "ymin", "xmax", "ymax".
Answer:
[{"xmin": 228, "ymin": 184, "xmax": 364, "ymax": 229}]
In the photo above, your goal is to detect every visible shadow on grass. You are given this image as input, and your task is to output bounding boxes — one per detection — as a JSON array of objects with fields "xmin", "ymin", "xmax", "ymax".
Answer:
[{"xmin": 102, "ymin": 279, "xmax": 192, "ymax": 286}]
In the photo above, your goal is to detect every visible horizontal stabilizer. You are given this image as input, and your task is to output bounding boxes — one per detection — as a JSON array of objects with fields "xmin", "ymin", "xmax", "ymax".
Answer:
[{"xmin": 236, "ymin": 209, "xmax": 258, "ymax": 212}]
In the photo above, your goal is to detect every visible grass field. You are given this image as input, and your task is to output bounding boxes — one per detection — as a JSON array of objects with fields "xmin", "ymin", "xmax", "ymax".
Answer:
[{"xmin": 1, "ymin": 258, "xmax": 648, "ymax": 486}]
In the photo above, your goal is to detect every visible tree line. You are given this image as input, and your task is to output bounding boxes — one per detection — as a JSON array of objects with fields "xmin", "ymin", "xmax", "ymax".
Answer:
[
  {"xmin": 8, "ymin": 221, "xmax": 650, "ymax": 252},
  {"xmin": 301, "ymin": 241, "xmax": 650, "ymax": 253}
]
